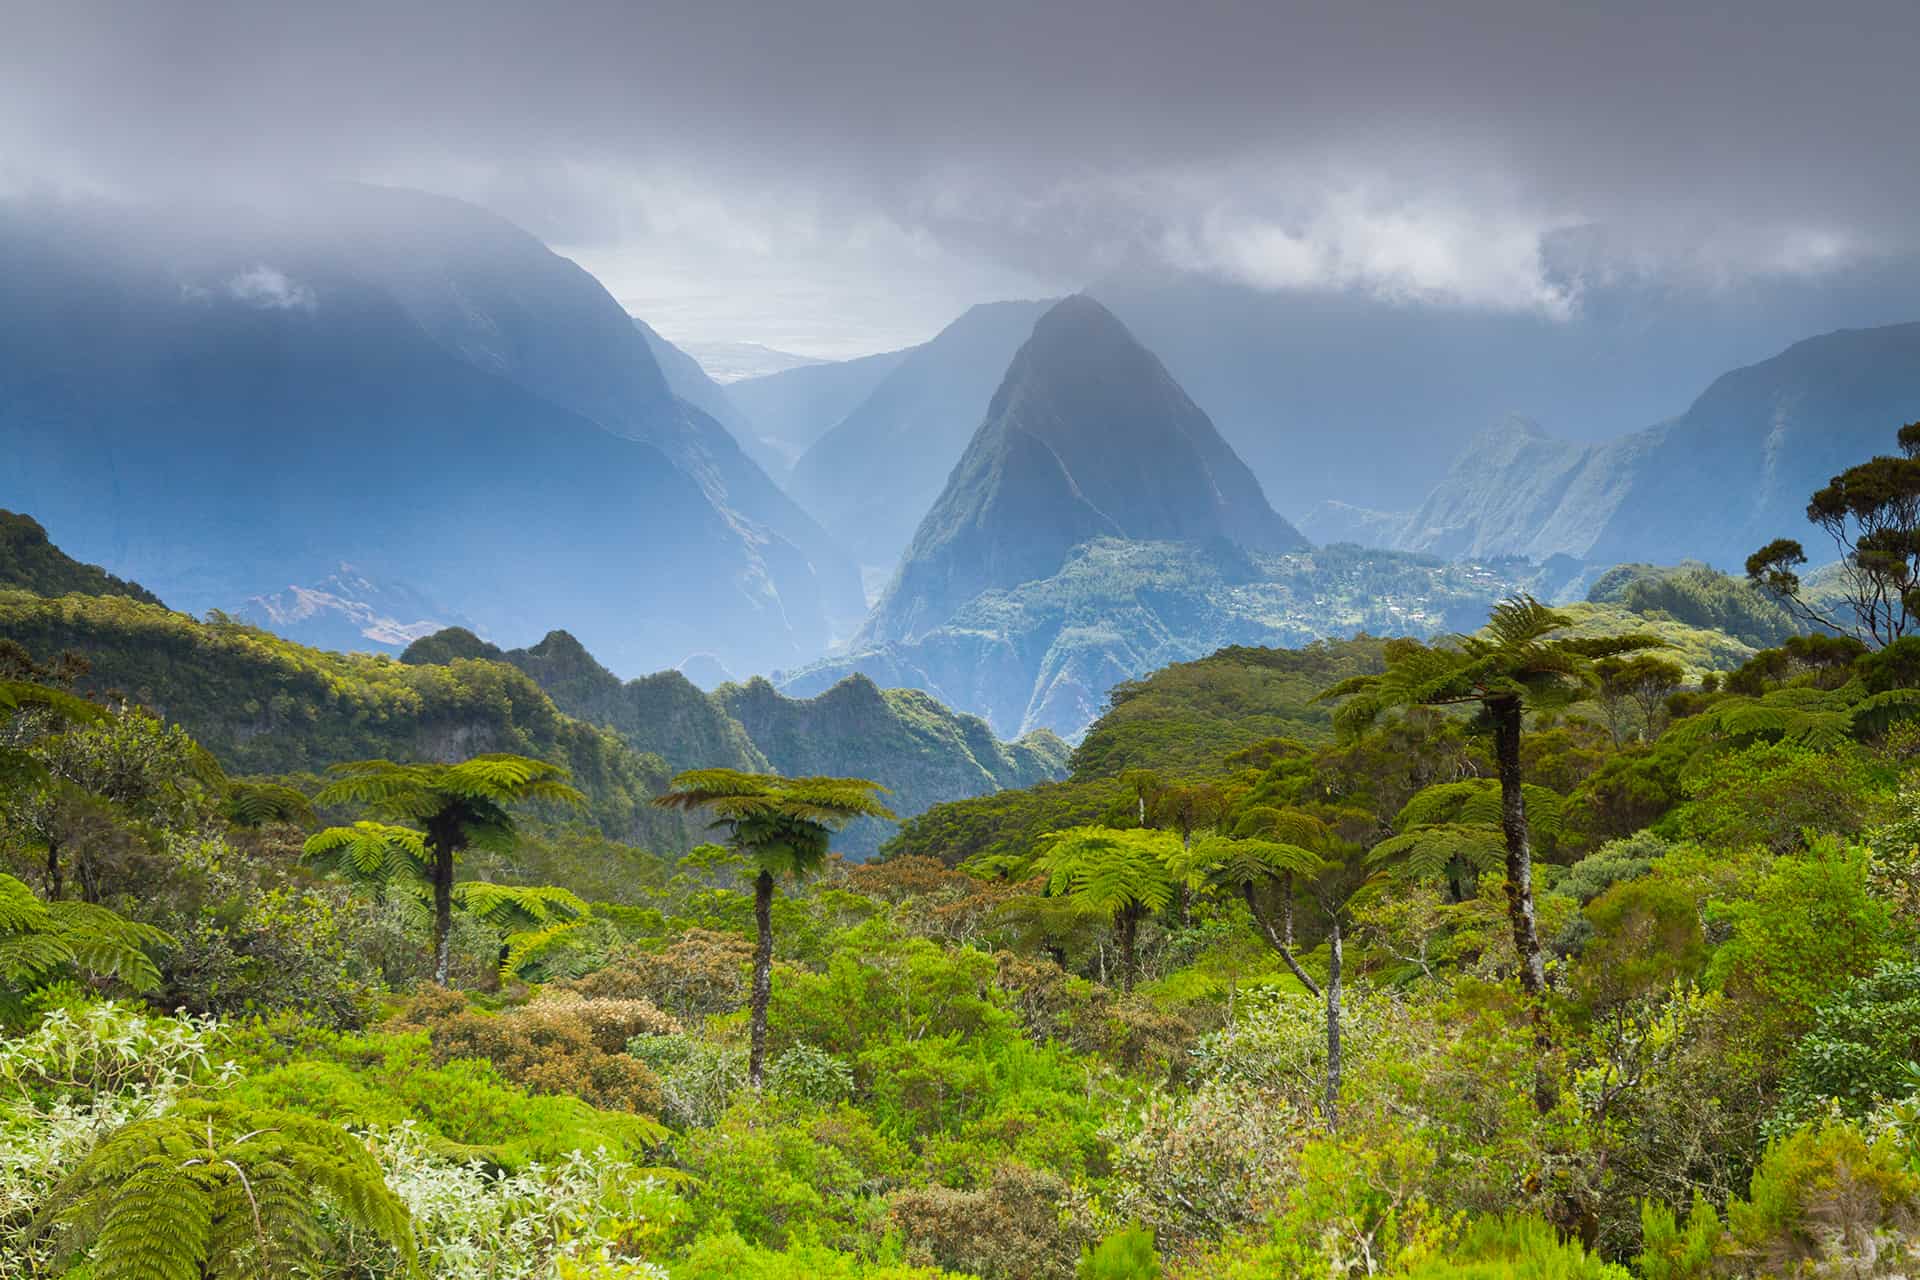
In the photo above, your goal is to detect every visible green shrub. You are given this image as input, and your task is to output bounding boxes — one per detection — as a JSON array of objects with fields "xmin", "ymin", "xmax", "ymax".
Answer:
[{"xmin": 1077, "ymin": 1226, "xmax": 1160, "ymax": 1280}]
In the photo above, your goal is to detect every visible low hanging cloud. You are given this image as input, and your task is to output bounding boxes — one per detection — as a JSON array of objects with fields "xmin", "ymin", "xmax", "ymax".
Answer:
[
  {"xmin": 3, "ymin": 0, "xmax": 1916, "ymax": 347},
  {"xmin": 225, "ymin": 266, "xmax": 317, "ymax": 312}
]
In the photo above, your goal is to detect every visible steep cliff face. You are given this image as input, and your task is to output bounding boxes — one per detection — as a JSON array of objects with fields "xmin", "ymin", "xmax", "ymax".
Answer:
[
  {"xmin": 788, "ymin": 299, "xmax": 1054, "ymax": 574},
  {"xmin": 1397, "ymin": 323, "xmax": 1920, "ymax": 570},
  {"xmin": 865, "ymin": 296, "xmax": 1305, "ymax": 646}
]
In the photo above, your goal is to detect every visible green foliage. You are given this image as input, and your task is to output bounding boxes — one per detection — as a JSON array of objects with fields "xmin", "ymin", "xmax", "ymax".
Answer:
[
  {"xmin": 37, "ymin": 1098, "xmax": 413, "ymax": 1280},
  {"xmin": 0, "ymin": 873, "xmax": 169, "ymax": 1019},
  {"xmin": 1553, "ymin": 831, "xmax": 1669, "ymax": 904},
  {"xmin": 1587, "ymin": 561, "xmax": 1799, "ymax": 650},
  {"xmin": 224, "ymin": 1018, "xmax": 665, "ymax": 1166},
  {"xmin": 1072, "ymin": 639, "xmax": 1389, "ymax": 779},
  {"xmin": 656, "ymin": 770, "xmax": 895, "ymax": 878},
  {"xmin": 1030, "ymin": 827, "xmax": 1179, "ymax": 919},
  {"xmin": 1401, "ymin": 1214, "xmax": 1629, "ymax": 1279},
  {"xmin": 1709, "ymin": 838, "xmax": 1896, "ymax": 1075},
  {"xmin": 0, "ymin": 594, "xmax": 689, "ymax": 849},
  {"xmin": 1640, "ymin": 1120, "xmax": 1920, "ymax": 1277},
  {"xmin": 1675, "ymin": 742, "xmax": 1880, "ymax": 853},
  {"xmin": 1077, "ymin": 1226, "xmax": 1161, "ymax": 1280},
  {"xmin": 880, "ymin": 777, "xmax": 1124, "ymax": 868},
  {"xmin": 1776, "ymin": 960, "xmax": 1920, "ymax": 1126}
]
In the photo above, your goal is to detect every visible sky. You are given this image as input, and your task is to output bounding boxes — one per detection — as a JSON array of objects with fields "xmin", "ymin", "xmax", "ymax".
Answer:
[{"xmin": 3, "ymin": 0, "xmax": 1918, "ymax": 356}]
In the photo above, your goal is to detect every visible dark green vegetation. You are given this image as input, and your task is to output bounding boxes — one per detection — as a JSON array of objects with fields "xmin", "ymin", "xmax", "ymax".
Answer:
[
  {"xmin": 0, "ymin": 586, "xmax": 1062, "ymax": 862},
  {"xmin": 0, "ymin": 511, "xmax": 162, "ymax": 607},
  {"xmin": 397, "ymin": 626, "xmax": 1069, "ymax": 858},
  {"xmin": 1586, "ymin": 562, "xmax": 1800, "ymax": 649}
]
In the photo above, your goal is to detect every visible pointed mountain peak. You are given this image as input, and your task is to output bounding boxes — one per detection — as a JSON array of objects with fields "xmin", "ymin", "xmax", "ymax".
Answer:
[{"xmin": 863, "ymin": 294, "xmax": 1306, "ymax": 644}]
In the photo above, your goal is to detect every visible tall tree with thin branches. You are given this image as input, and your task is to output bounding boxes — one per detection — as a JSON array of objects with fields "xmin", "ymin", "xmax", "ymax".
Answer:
[
  {"xmin": 1748, "ymin": 421, "xmax": 1920, "ymax": 647},
  {"xmin": 653, "ymin": 769, "xmax": 893, "ymax": 1086}
]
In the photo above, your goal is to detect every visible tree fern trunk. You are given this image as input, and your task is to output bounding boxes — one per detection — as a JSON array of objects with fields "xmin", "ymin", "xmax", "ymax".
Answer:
[
  {"xmin": 431, "ymin": 835, "xmax": 455, "ymax": 987},
  {"xmin": 1281, "ymin": 870, "xmax": 1293, "ymax": 946},
  {"xmin": 1117, "ymin": 905, "xmax": 1138, "ymax": 994},
  {"xmin": 1492, "ymin": 697, "xmax": 1547, "ymax": 998},
  {"xmin": 1325, "ymin": 917, "xmax": 1342, "ymax": 1132},
  {"xmin": 45, "ymin": 836, "xmax": 61, "ymax": 901},
  {"xmin": 749, "ymin": 867, "xmax": 774, "ymax": 1087},
  {"xmin": 1493, "ymin": 695, "xmax": 1557, "ymax": 1112}
]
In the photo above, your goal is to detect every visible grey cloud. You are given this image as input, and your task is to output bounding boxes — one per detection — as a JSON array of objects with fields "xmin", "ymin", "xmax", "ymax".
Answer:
[{"xmin": 3, "ymin": 0, "xmax": 1917, "ymax": 343}]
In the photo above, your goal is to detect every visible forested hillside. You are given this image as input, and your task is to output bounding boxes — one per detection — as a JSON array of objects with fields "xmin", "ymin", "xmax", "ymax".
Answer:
[
  {"xmin": 0, "ymin": 510, "xmax": 163, "ymax": 606},
  {"xmin": 398, "ymin": 627, "xmax": 1070, "ymax": 857}
]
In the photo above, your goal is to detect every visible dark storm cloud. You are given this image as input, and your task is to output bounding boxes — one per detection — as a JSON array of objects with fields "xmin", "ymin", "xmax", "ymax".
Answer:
[{"xmin": 4, "ymin": 0, "xmax": 1917, "ymax": 342}]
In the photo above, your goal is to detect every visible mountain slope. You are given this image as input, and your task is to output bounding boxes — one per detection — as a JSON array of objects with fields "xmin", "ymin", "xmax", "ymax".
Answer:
[
  {"xmin": 633, "ymin": 316, "xmax": 793, "ymax": 485},
  {"xmin": 1399, "ymin": 323, "xmax": 1920, "ymax": 568},
  {"xmin": 727, "ymin": 347, "xmax": 913, "ymax": 476},
  {"xmin": 0, "ymin": 591, "xmax": 699, "ymax": 851},
  {"xmin": 864, "ymin": 296, "xmax": 1306, "ymax": 645},
  {"xmin": 713, "ymin": 674, "xmax": 1070, "ymax": 857},
  {"xmin": 1100, "ymin": 248, "xmax": 1920, "ymax": 518},
  {"xmin": 0, "ymin": 510, "xmax": 163, "ymax": 606},
  {"xmin": 320, "ymin": 186, "xmax": 866, "ymax": 637},
  {"xmin": 787, "ymin": 300, "xmax": 1054, "ymax": 573},
  {"xmin": 0, "ymin": 189, "xmax": 856, "ymax": 676},
  {"xmin": 399, "ymin": 626, "xmax": 1068, "ymax": 858},
  {"xmin": 794, "ymin": 539, "xmax": 1524, "ymax": 740}
]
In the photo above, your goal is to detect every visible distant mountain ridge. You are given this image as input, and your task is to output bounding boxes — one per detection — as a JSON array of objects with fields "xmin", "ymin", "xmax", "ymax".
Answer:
[
  {"xmin": 788, "ymin": 299, "xmax": 1056, "ymax": 574},
  {"xmin": 726, "ymin": 347, "xmax": 913, "ymax": 479},
  {"xmin": 794, "ymin": 539, "xmax": 1527, "ymax": 740},
  {"xmin": 400, "ymin": 625, "xmax": 1069, "ymax": 858},
  {"xmin": 864, "ymin": 295, "xmax": 1306, "ymax": 646},
  {"xmin": 236, "ymin": 565, "xmax": 476, "ymax": 653},
  {"xmin": 1396, "ymin": 322, "xmax": 1920, "ymax": 569},
  {"xmin": 0, "ymin": 185, "xmax": 861, "ymax": 677}
]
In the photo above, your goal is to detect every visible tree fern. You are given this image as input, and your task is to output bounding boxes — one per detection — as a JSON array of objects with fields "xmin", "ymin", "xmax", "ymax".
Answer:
[
  {"xmin": 0, "ymin": 874, "xmax": 170, "ymax": 1020},
  {"xmin": 1665, "ymin": 682, "xmax": 1920, "ymax": 751},
  {"xmin": 1031, "ymin": 827, "xmax": 1178, "ymax": 993},
  {"xmin": 38, "ymin": 1099, "xmax": 413, "ymax": 1280},
  {"xmin": 222, "ymin": 780, "xmax": 315, "ymax": 829},
  {"xmin": 309, "ymin": 754, "xmax": 588, "ymax": 984},
  {"xmin": 653, "ymin": 769, "xmax": 894, "ymax": 1086}
]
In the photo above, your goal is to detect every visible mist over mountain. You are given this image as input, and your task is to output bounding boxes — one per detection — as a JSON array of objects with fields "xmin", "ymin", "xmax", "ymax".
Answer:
[
  {"xmin": 0, "ymin": 186, "xmax": 862, "ymax": 676},
  {"xmin": 725, "ymin": 348, "xmax": 912, "ymax": 479},
  {"xmin": 787, "ymin": 299, "xmax": 1055, "ymax": 576},
  {"xmin": 1397, "ymin": 321, "xmax": 1920, "ymax": 570},
  {"xmin": 1100, "ymin": 252, "xmax": 1920, "ymax": 516},
  {"xmin": 632, "ymin": 316, "xmax": 790, "ymax": 481},
  {"xmin": 864, "ymin": 295, "xmax": 1306, "ymax": 645}
]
